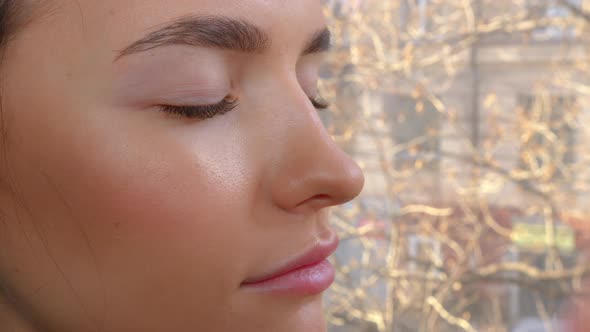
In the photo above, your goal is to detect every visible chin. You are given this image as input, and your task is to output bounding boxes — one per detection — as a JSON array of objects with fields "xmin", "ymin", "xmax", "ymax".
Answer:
[
  {"xmin": 281, "ymin": 296, "xmax": 327, "ymax": 332},
  {"xmin": 230, "ymin": 294, "xmax": 328, "ymax": 332}
]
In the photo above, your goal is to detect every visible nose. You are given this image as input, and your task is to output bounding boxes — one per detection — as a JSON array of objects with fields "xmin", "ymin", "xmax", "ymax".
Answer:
[{"xmin": 270, "ymin": 90, "xmax": 364, "ymax": 213}]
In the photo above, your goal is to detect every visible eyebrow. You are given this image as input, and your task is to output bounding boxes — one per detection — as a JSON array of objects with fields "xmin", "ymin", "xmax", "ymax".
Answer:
[{"xmin": 116, "ymin": 15, "xmax": 331, "ymax": 61}]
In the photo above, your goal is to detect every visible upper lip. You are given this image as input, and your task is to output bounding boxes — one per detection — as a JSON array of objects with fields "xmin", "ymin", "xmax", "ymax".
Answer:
[{"xmin": 241, "ymin": 232, "xmax": 340, "ymax": 285}]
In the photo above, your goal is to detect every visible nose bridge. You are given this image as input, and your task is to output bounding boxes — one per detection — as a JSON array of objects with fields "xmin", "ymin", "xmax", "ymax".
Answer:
[{"xmin": 268, "ymin": 77, "xmax": 364, "ymax": 213}]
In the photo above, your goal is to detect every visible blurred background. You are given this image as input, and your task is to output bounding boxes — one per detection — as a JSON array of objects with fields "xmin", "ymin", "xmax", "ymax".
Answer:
[{"xmin": 319, "ymin": 0, "xmax": 590, "ymax": 331}]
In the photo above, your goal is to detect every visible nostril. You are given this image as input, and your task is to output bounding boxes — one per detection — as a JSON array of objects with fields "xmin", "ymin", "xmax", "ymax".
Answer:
[
  {"xmin": 296, "ymin": 194, "xmax": 332, "ymax": 209},
  {"xmin": 293, "ymin": 159, "xmax": 365, "ymax": 211},
  {"xmin": 313, "ymin": 194, "xmax": 331, "ymax": 201}
]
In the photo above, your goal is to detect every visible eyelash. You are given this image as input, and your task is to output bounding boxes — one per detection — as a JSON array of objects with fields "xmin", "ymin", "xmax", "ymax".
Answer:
[
  {"xmin": 158, "ymin": 98, "xmax": 239, "ymax": 120},
  {"xmin": 310, "ymin": 96, "xmax": 330, "ymax": 110},
  {"xmin": 158, "ymin": 96, "xmax": 330, "ymax": 120}
]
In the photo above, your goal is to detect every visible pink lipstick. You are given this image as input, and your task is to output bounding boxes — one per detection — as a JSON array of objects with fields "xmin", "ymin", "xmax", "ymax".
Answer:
[{"xmin": 241, "ymin": 234, "xmax": 339, "ymax": 296}]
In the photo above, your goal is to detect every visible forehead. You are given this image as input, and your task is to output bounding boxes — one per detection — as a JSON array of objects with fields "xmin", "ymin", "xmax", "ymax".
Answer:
[
  {"xmin": 46, "ymin": 0, "xmax": 326, "ymax": 49},
  {"xmin": 2, "ymin": 0, "xmax": 327, "ymax": 95}
]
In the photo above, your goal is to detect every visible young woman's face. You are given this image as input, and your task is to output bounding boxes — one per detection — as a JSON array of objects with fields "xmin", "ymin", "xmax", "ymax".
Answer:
[{"xmin": 0, "ymin": 0, "xmax": 363, "ymax": 331}]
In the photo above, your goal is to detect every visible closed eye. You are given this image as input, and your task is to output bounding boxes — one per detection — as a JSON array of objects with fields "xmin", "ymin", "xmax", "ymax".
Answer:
[
  {"xmin": 157, "ymin": 97, "xmax": 239, "ymax": 119},
  {"xmin": 310, "ymin": 96, "xmax": 330, "ymax": 110},
  {"xmin": 158, "ymin": 95, "xmax": 330, "ymax": 120}
]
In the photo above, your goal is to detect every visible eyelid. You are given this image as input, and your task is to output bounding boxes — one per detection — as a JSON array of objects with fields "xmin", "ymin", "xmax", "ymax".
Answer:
[
  {"xmin": 112, "ymin": 49, "xmax": 232, "ymax": 106},
  {"xmin": 156, "ymin": 90, "xmax": 229, "ymax": 105}
]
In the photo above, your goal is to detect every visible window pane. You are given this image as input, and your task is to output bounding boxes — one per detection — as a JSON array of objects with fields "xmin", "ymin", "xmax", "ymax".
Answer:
[{"xmin": 322, "ymin": 0, "xmax": 590, "ymax": 331}]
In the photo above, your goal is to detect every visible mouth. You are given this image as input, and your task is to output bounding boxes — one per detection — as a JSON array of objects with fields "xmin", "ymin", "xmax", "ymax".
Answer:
[{"xmin": 240, "ymin": 232, "xmax": 339, "ymax": 296}]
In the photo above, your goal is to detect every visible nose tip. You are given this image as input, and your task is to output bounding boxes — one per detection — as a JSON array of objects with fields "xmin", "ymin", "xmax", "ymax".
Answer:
[
  {"xmin": 332, "ymin": 155, "xmax": 365, "ymax": 205},
  {"xmin": 272, "ymin": 136, "xmax": 365, "ymax": 213},
  {"xmin": 267, "ymin": 83, "xmax": 364, "ymax": 213},
  {"xmin": 350, "ymin": 160, "xmax": 365, "ymax": 196}
]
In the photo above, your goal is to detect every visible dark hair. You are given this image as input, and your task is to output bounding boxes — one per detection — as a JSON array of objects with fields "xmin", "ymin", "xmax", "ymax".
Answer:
[
  {"xmin": 0, "ymin": 1, "xmax": 13, "ymax": 49},
  {"xmin": 0, "ymin": 0, "xmax": 27, "ymax": 54}
]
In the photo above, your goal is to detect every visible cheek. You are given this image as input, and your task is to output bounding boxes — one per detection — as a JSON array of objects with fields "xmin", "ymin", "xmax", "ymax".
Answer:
[
  {"xmin": 61, "ymin": 115, "xmax": 255, "ymax": 280},
  {"xmin": 4, "ymin": 101, "xmax": 259, "ymax": 327}
]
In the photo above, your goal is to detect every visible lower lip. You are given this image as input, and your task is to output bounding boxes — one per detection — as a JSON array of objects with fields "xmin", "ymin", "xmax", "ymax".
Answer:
[{"xmin": 240, "ymin": 259, "xmax": 335, "ymax": 296}]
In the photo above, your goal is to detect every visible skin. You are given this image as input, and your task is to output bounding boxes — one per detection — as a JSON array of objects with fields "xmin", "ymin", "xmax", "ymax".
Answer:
[{"xmin": 0, "ymin": 1, "xmax": 364, "ymax": 331}]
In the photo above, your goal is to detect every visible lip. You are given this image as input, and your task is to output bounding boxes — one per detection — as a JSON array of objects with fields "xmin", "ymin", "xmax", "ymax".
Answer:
[{"xmin": 240, "ymin": 232, "xmax": 339, "ymax": 295}]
